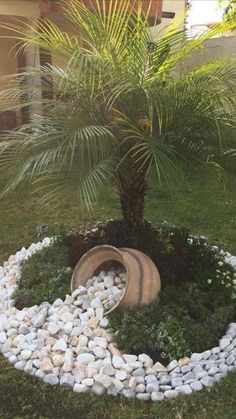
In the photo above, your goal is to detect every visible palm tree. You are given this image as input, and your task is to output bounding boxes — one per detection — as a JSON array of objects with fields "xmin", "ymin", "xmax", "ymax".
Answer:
[{"xmin": 0, "ymin": 0, "xmax": 236, "ymax": 231}]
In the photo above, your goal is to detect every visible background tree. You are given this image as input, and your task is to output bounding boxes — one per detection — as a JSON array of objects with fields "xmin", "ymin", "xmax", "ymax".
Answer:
[
  {"xmin": 219, "ymin": 0, "xmax": 236, "ymax": 20},
  {"xmin": 0, "ymin": 0, "xmax": 236, "ymax": 232}
]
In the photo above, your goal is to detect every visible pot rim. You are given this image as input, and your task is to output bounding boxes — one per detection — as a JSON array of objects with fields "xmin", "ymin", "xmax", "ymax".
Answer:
[{"xmin": 71, "ymin": 244, "xmax": 130, "ymax": 315}]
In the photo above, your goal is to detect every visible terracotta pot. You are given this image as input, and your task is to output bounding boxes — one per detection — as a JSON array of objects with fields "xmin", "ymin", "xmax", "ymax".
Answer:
[{"xmin": 71, "ymin": 245, "xmax": 161, "ymax": 314}]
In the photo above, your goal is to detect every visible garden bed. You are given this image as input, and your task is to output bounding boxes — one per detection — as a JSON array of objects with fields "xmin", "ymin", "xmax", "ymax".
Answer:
[
  {"xmin": 0, "ymin": 221, "xmax": 236, "ymax": 402},
  {"xmin": 14, "ymin": 220, "xmax": 236, "ymax": 364}
]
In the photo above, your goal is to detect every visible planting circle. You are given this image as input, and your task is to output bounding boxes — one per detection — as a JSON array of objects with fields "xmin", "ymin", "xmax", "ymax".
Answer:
[{"xmin": 0, "ymin": 237, "xmax": 236, "ymax": 402}]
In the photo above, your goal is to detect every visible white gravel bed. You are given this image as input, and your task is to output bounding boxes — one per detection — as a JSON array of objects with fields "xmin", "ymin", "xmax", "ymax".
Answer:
[{"xmin": 0, "ymin": 237, "xmax": 236, "ymax": 402}]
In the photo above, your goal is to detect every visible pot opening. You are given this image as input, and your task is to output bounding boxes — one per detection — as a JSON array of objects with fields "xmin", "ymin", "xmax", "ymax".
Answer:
[{"xmin": 87, "ymin": 260, "xmax": 128, "ymax": 314}]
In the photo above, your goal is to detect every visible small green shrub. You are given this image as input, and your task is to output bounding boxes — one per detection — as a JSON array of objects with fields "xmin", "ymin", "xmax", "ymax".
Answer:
[
  {"xmin": 15, "ymin": 244, "xmax": 72, "ymax": 308},
  {"xmin": 109, "ymin": 278, "xmax": 236, "ymax": 364}
]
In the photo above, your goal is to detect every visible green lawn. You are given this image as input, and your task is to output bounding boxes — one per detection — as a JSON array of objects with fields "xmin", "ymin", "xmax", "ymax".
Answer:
[{"xmin": 0, "ymin": 175, "xmax": 236, "ymax": 418}]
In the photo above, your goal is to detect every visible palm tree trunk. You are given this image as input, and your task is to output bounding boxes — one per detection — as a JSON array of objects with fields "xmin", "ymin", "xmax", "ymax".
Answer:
[{"xmin": 119, "ymin": 174, "xmax": 146, "ymax": 230}]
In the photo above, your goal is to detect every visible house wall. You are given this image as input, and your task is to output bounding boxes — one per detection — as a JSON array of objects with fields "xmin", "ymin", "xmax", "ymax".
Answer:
[
  {"xmin": 151, "ymin": 0, "xmax": 186, "ymax": 40},
  {"xmin": 0, "ymin": 0, "xmax": 40, "ymax": 18},
  {"xmin": 184, "ymin": 36, "xmax": 236, "ymax": 70}
]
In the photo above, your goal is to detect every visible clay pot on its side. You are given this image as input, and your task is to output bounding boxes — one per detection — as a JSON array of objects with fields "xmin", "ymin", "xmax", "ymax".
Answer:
[{"xmin": 71, "ymin": 245, "xmax": 161, "ymax": 315}]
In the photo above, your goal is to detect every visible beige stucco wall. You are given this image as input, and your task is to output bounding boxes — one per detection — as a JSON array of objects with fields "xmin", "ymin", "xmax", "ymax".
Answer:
[
  {"xmin": 0, "ymin": 0, "xmax": 40, "ymax": 18},
  {"xmin": 186, "ymin": 36, "xmax": 236, "ymax": 68},
  {"xmin": 151, "ymin": 0, "xmax": 186, "ymax": 40}
]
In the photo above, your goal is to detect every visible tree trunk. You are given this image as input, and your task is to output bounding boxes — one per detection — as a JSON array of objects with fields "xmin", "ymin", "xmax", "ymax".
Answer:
[{"xmin": 119, "ymin": 171, "xmax": 146, "ymax": 230}]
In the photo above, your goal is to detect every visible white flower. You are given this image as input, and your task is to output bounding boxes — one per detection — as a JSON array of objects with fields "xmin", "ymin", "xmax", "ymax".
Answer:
[
  {"xmin": 218, "ymin": 261, "xmax": 223, "ymax": 266},
  {"xmin": 187, "ymin": 238, "xmax": 193, "ymax": 245},
  {"xmin": 207, "ymin": 279, "xmax": 212, "ymax": 284}
]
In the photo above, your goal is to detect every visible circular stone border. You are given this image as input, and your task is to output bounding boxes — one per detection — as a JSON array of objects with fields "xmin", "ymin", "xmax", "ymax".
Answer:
[{"xmin": 0, "ymin": 237, "xmax": 236, "ymax": 402}]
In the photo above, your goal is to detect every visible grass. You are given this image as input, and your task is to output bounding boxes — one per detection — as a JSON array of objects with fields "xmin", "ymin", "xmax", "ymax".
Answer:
[{"xmin": 0, "ymin": 174, "xmax": 236, "ymax": 418}]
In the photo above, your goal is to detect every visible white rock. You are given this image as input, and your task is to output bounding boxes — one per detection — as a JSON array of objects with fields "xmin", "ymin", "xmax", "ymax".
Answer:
[
  {"xmin": 65, "ymin": 295, "xmax": 74, "ymax": 305},
  {"xmin": 104, "ymin": 275, "xmax": 114, "ymax": 288},
  {"xmin": 137, "ymin": 353, "xmax": 149, "ymax": 363},
  {"xmin": 153, "ymin": 362, "xmax": 167, "ymax": 373},
  {"xmin": 82, "ymin": 378, "xmax": 94, "ymax": 387},
  {"xmin": 9, "ymin": 355, "xmax": 18, "ymax": 364},
  {"xmin": 164, "ymin": 390, "xmax": 178, "ymax": 399},
  {"xmin": 136, "ymin": 383, "xmax": 145, "ymax": 393},
  {"xmin": 90, "ymin": 298, "xmax": 103, "ymax": 309},
  {"xmin": 0, "ymin": 332, "xmax": 7, "ymax": 344},
  {"xmin": 32, "ymin": 308, "xmax": 48, "ymax": 327},
  {"xmin": 52, "ymin": 354, "xmax": 65, "ymax": 367},
  {"xmin": 167, "ymin": 360, "xmax": 178, "ymax": 371},
  {"xmin": 95, "ymin": 308, "xmax": 104, "ymax": 321},
  {"xmin": 15, "ymin": 361, "xmax": 26, "ymax": 370},
  {"xmin": 52, "ymin": 338, "xmax": 67, "ymax": 352},
  {"xmin": 40, "ymin": 358, "xmax": 54, "ymax": 372},
  {"xmin": 87, "ymin": 366, "xmax": 97, "ymax": 378},
  {"xmin": 62, "ymin": 349, "xmax": 74, "ymax": 372},
  {"xmin": 44, "ymin": 374, "xmax": 59, "ymax": 385},
  {"xmin": 93, "ymin": 346, "xmax": 106, "ymax": 358},
  {"xmin": 94, "ymin": 337, "xmax": 108, "ymax": 349},
  {"xmin": 77, "ymin": 353, "xmax": 95, "ymax": 365},
  {"xmin": 115, "ymin": 370, "xmax": 127, "ymax": 381},
  {"xmin": 191, "ymin": 381, "xmax": 203, "ymax": 391},
  {"xmin": 73, "ymin": 367, "xmax": 86, "ymax": 383},
  {"xmin": 15, "ymin": 311, "xmax": 26, "ymax": 322},
  {"xmin": 71, "ymin": 327, "xmax": 83, "ymax": 337},
  {"xmin": 20, "ymin": 350, "xmax": 32, "ymax": 360},
  {"xmin": 35, "ymin": 370, "xmax": 45, "ymax": 379},
  {"xmin": 74, "ymin": 383, "xmax": 89, "ymax": 393},
  {"xmin": 60, "ymin": 373, "xmax": 75, "ymax": 388},
  {"xmin": 30, "ymin": 339, "xmax": 44, "ymax": 351},
  {"xmin": 33, "ymin": 359, "xmax": 41, "ymax": 368},
  {"xmin": 61, "ymin": 312, "xmax": 74, "ymax": 323},
  {"xmin": 99, "ymin": 318, "xmax": 109, "ymax": 328},
  {"xmin": 112, "ymin": 355, "xmax": 125, "ymax": 368},
  {"xmin": 19, "ymin": 325, "xmax": 29, "ymax": 335},
  {"xmin": 78, "ymin": 335, "xmax": 88, "ymax": 347},
  {"xmin": 53, "ymin": 298, "xmax": 63, "ymax": 307},
  {"xmin": 102, "ymin": 364, "xmax": 115, "ymax": 376},
  {"xmin": 113, "ymin": 378, "xmax": 124, "ymax": 391},
  {"xmin": 24, "ymin": 360, "xmax": 34, "ymax": 374},
  {"xmin": 220, "ymin": 338, "xmax": 231, "ymax": 351},
  {"xmin": 64, "ymin": 322, "xmax": 73, "ymax": 334},
  {"xmin": 48, "ymin": 322, "xmax": 61, "ymax": 335}
]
